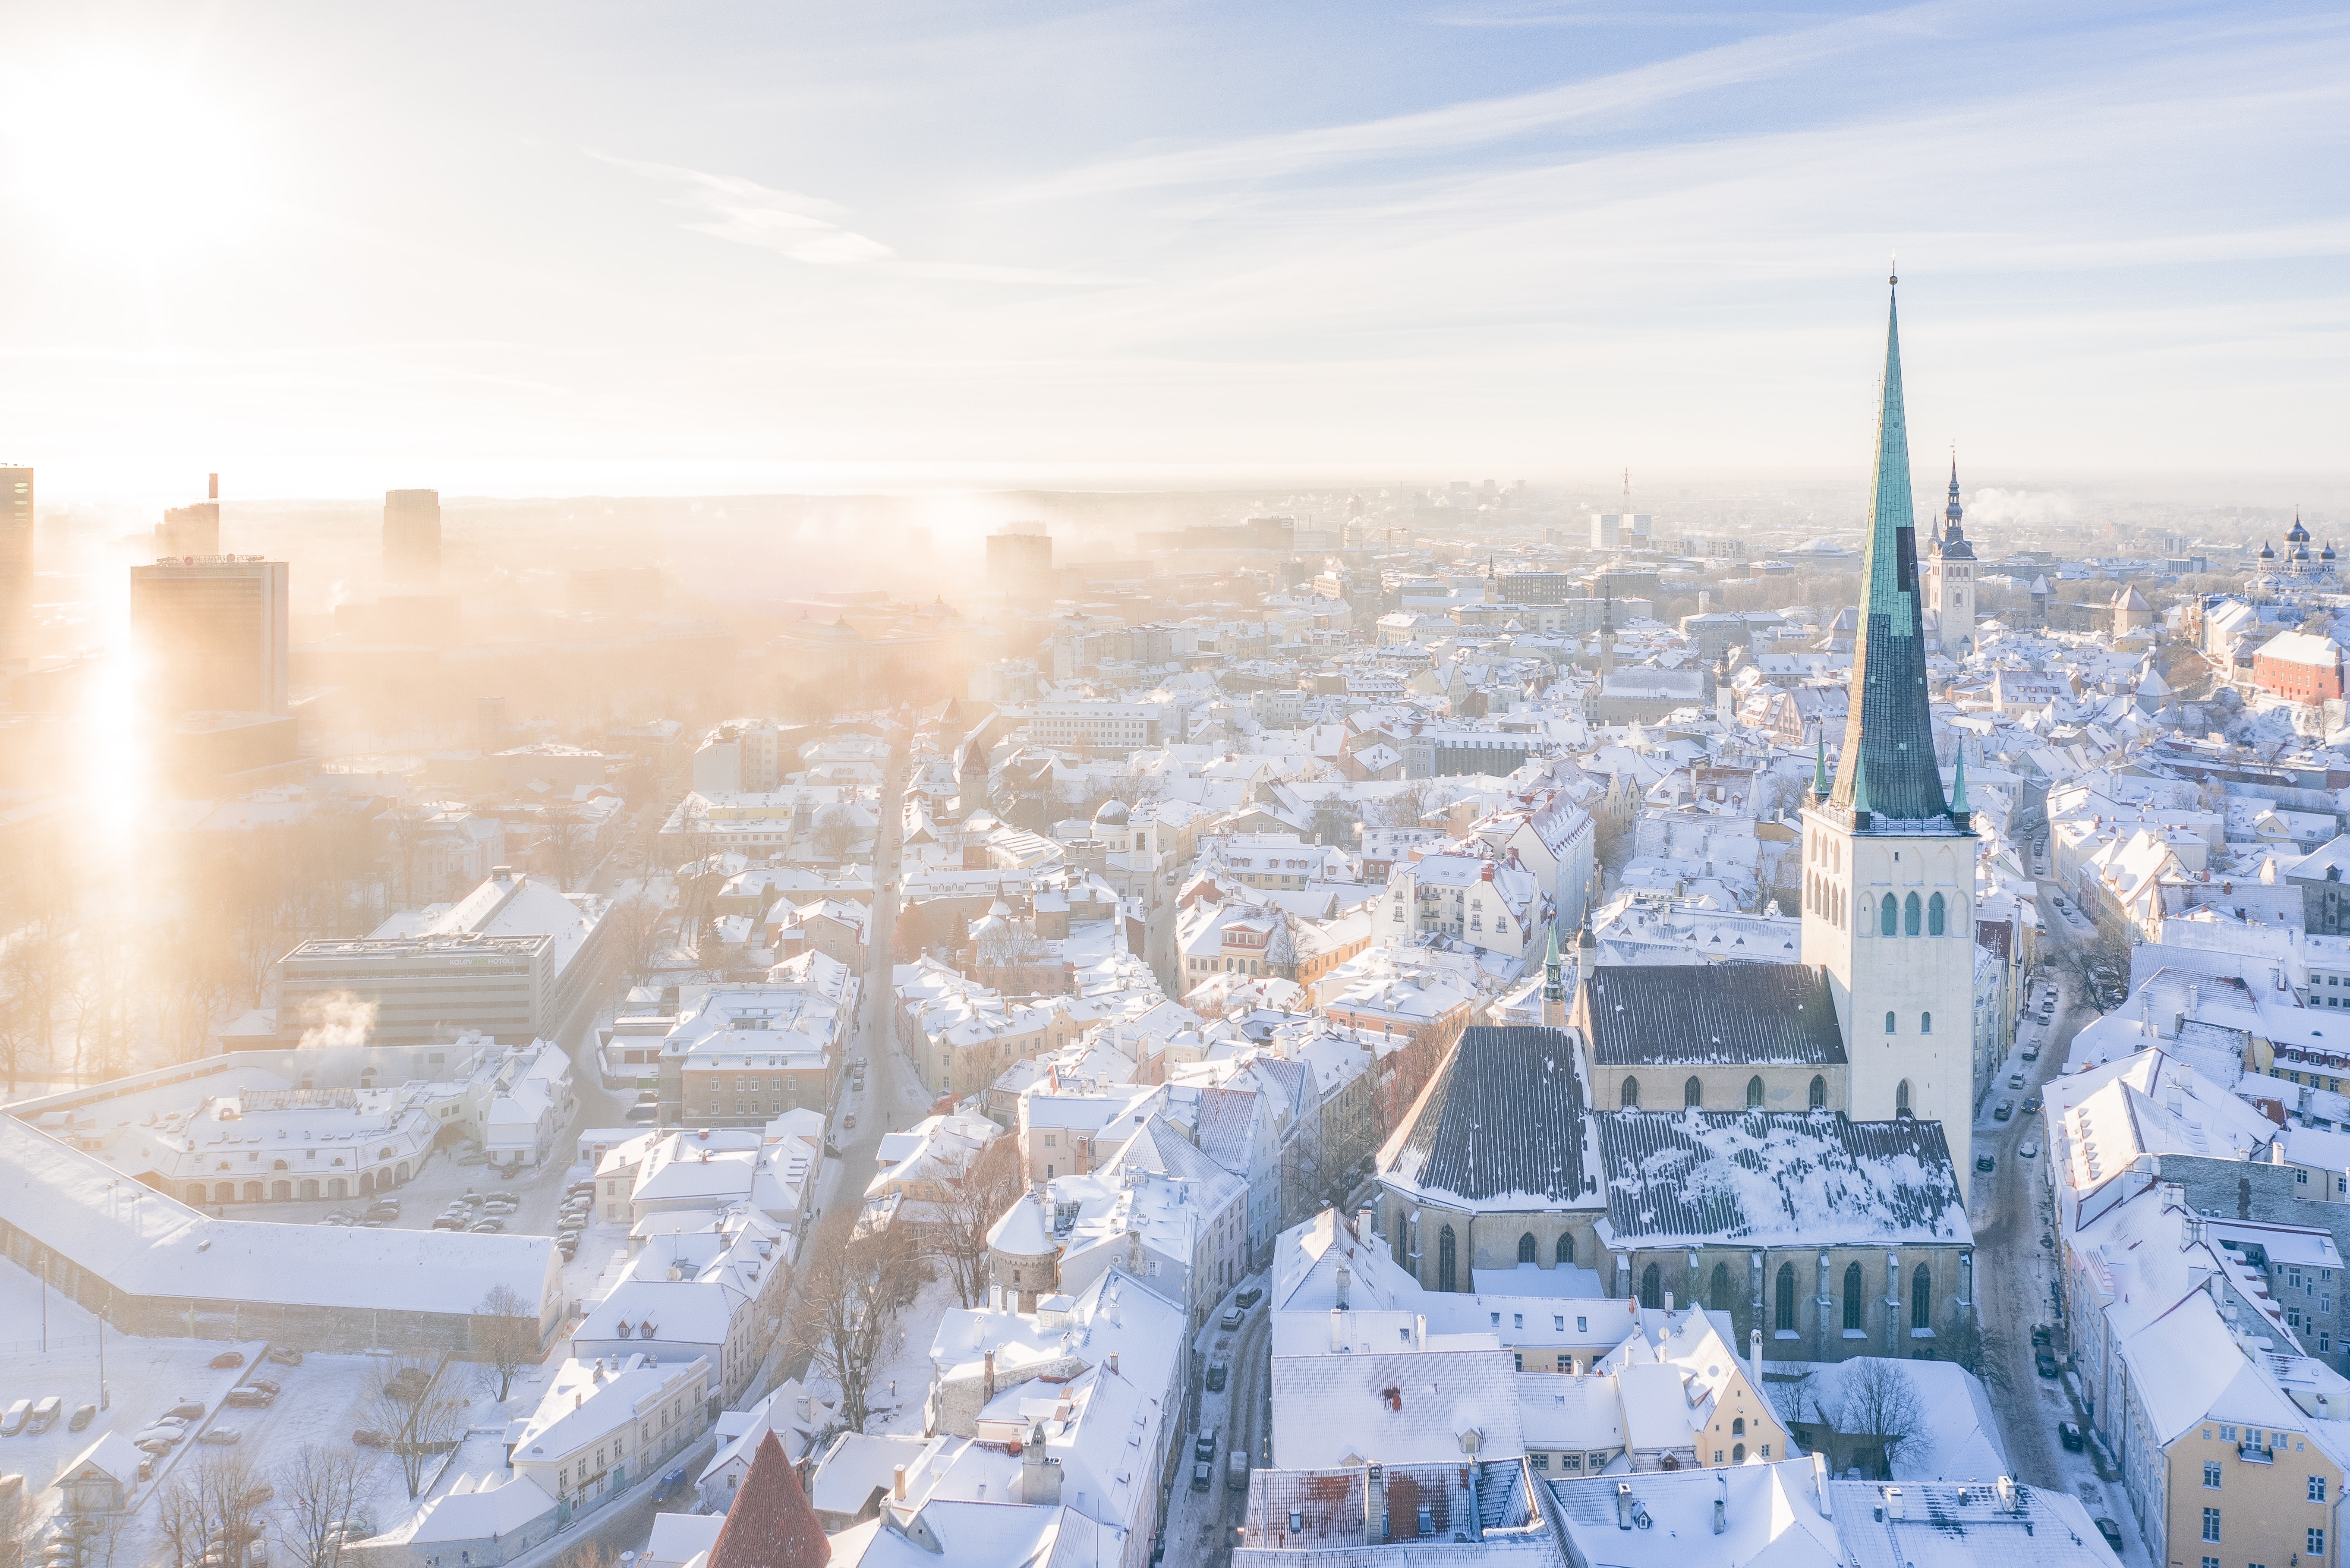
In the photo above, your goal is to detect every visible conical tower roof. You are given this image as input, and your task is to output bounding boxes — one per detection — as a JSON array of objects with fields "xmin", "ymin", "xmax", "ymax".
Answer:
[
  {"xmin": 708, "ymin": 1432, "xmax": 830, "ymax": 1568},
  {"xmin": 1830, "ymin": 276, "xmax": 1951, "ymax": 826}
]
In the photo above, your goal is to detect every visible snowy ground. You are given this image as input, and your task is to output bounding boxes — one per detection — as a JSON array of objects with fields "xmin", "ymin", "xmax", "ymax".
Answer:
[
  {"xmin": 0, "ymin": 1253, "xmax": 536, "ymax": 1566},
  {"xmin": 794, "ymin": 1272, "xmax": 959, "ymax": 1440}
]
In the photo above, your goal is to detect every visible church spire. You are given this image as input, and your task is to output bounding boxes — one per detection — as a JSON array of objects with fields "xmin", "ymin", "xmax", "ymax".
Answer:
[
  {"xmin": 1830, "ymin": 274, "xmax": 1951, "ymax": 827},
  {"xmin": 1946, "ymin": 448, "xmax": 1963, "ymax": 532}
]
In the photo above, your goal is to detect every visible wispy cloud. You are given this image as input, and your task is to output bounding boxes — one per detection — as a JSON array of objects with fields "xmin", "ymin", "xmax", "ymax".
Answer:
[
  {"xmin": 1005, "ymin": 0, "xmax": 1954, "ymax": 201},
  {"xmin": 592, "ymin": 152, "xmax": 895, "ymax": 265},
  {"xmin": 596, "ymin": 151, "xmax": 1135, "ymax": 286}
]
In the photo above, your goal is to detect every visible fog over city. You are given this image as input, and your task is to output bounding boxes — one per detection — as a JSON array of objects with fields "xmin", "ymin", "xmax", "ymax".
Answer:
[{"xmin": 0, "ymin": 3, "xmax": 2346, "ymax": 1568}]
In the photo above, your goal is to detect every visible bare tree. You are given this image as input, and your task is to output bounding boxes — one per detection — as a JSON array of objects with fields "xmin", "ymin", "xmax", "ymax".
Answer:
[
  {"xmin": 154, "ymin": 1475, "xmax": 212, "ymax": 1568},
  {"xmin": 365, "ymin": 1358, "xmax": 469, "ymax": 1499},
  {"xmin": 1935, "ymin": 1310, "xmax": 2013, "ymax": 1398},
  {"xmin": 930, "ymin": 1135, "xmax": 1023, "ymax": 1309},
  {"xmin": 973, "ymin": 928, "xmax": 1060, "ymax": 996},
  {"xmin": 789, "ymin": 1211, "xmax": 929, "ymax": 1433},
  {"xmin": 1837, "ymin": 1358, "xmax": 1924, "ymax": 1479},
  {"xmin": 1371, "ymin": 1022, "xmax": 1456, "ymax": 1144},
  {"xmin": 195, "ymin": 1451, "xmax": 270, "ymax": 1568},
  {"xmin": 275, "ymin": 1443, "xmax": 376, "ymax": 1568},
  {"xmin": 475, "ymin": 1283, "xmax": 539, "ymax": 1403},
  {"xmin": 538, "ymin": 806, "xmax": 595, "ymax": 890},
  {"xmin": 381, "ymin": 803, "xmax": 435, "ymax": 910},
  {"xmin": 601, "ymin": 894, "xmax": 662, "ymax": 988},
  {"xmin": 1364, "ymin": 779, "xmax": 1436, "ymax": 830}
]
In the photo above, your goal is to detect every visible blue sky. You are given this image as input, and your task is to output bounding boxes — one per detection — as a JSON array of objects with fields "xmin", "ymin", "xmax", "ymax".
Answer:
[{"xmin": 0, "ymin": 0, "xmax": 2343, "ymax": 500}]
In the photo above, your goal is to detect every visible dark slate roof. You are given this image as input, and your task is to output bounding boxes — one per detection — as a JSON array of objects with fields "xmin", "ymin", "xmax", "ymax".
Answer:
[
  {"xmin": 1380, "ymin": 1026, "xmax": 1593, "ymax": 1207},
  {"xmin": 1595, "ymin": 1110, "xmax": 1969, "ymax": 1248},
  {"xmin": 1581, "ymin": 964, "xmax": 1846, "ymax": 1067}
]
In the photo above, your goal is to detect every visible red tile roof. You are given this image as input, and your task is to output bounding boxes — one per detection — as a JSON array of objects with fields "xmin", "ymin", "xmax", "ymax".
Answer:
[{"xmin": 709, "ymin": 1431, "xmax": 830, "ymax": 1568}]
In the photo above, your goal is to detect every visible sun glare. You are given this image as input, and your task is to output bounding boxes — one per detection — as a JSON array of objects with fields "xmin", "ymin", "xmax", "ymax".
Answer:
[{"xmin": 7, "ymin": 56, "xmax": 263, "ymax": 266}]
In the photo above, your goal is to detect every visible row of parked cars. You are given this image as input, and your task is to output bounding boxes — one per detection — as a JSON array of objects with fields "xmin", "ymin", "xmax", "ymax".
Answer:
[
  {"xmin": 0, "ymin": 1396, "xmax": 86, "ymax": 1436},
  {"xmin": 431, "ymin": 1190, "xmax": 518, "ymax": 1232},
  {"xmin": 557, "ymin": 1181, "xmax": 595, "ymax": 1259},
  {"xmin": 317, "ymin": 1196, "xmax": 401, "ymax": 1228}
]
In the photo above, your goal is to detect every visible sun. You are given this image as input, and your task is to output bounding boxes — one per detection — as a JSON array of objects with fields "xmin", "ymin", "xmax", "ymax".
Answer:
[{"xmin": 5, "ymin": 55, "xmax": 264, "ymax": 267}]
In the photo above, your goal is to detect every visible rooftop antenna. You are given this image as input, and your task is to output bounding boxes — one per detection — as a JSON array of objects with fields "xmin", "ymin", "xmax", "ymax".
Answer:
[{"xmin": 1889, "ymin": 252, "xmax": 1898, "ymax": 287}]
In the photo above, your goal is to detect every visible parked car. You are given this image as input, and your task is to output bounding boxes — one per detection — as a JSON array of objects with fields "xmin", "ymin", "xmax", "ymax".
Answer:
[
  {"xmin": 197, "ymin": 1427, "xmax": 241, "ymax": 1446},
  {"xmin": 430, "ymin": 1215, "xmax": 466, "ymax": 1231},
  {"xmin": 1228, "ymin": 1452, "xmax": 1249, "ymax": 1491},
  {"xmin": 1191, "ymin": 1462, "xmax": 1211, "ymax": 1492},
  {"xmin": 2095, "ymin": 1519, "xmax": 2124, "ymax": 1554},
  {"xmin": 1235, "ymin": 1288, "xmax": 1262, "ymax": 1310},
  {"xmin": 210, "ymin": 1351, "xmax": 245, "ymax": 1369},
  {"xmin": 2022, "ymin": 1093, "xmax": 2042, "ymax": 1113},
  {"xmin": 1994, "ymin": 1101, "xmax": 2014, "ymax": 1121},
  {"xmin": 2035, "ymin": 1351, "xmax": 2059, "ymax": 1379},
  {"xmin": 249, "ymin": 1379, "xmax": 281, "ymax": 1397},
  {"xmin": 1195, "ymin": 1429, "xmax": 1217, "ymax": 1462},
  {"xmin": 468, "ymin": 1219, "xmax": 505, "ymax": 1234},
  {"xmin": 1975, "ymin": 1154, "xmax": 1996, "ymax": 1173},
  {"xmin": 2019, "ymin": 1139, "xmax": 2040, "ymax": 1159},
  {"xmin": 624, "ymin": 1104, "xmax": 657, "ymax": 1123},
  {"xmin": 68, "ymin": 1404, "xmax": 95, "ymax": 1432},
  {"xmin": 385, "ymin": 1368, "xmax": 432, "ymax": 1401},
  {"xmin": 224, "ymin": 1388, "xmax": 274, "ymax": 1409},
  {"xmin": 266, "ymin": 1346, "xmax": 303, "ymax": 1367},
  {"xmin": 1205, "ymin": 1361, "xmax": 1228, "ymax": 1393},
  {"xmin": 2058, "ymin": 1420, "xmax": 2084, "ymax": 1452},
  {"xmin": 352, "ymin": 1429, "xmax": 389, "ymax": 1448},
  {"xmin": 567, "ymin": 1181, "xmax": 595, "ymax": 1198},
  {"xmin": 844, "ymin": 1113, "xmax": 857, "ymax": 1130},
  {"xmin": 2007, "ymin": 1073, "xmax": 2025, "ymax": 1090},
  {"xmin": 1220, "ymin": 1306, "xmax": 1244, "ymax": 1331},
  {"xmin": 2021, "ymin": 1044, "xmax": 2040, "ymax": 1062},
  {"xmin": 166, "ymin": 1400, "xmax": 206, "ymax": 1420}
]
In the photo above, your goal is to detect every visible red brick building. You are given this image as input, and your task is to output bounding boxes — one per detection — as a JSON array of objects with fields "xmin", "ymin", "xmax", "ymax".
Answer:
[{"xmin": 2253, "ymin": 630, "xmax": 2345, "ymax": 704}]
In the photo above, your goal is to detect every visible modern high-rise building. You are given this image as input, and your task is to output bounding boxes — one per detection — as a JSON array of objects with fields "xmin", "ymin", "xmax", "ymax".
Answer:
[
  {"xmin": 128, "ymin": 556, "xmax": 292, "ymax": 715},
  {"xmin": 0, "ymin": 466, "xmax": 30, "ymax": 658},
  {"xmin": 154, "ymin": 474, "xmax": 222, "ymax": 558},
  {"xmin": 384, "ymin": 488, "xmax": 442, "ymax": 584},
  {"xmin": 986, "ymin": 527, "xmax": 1052, "ymax": 595}
]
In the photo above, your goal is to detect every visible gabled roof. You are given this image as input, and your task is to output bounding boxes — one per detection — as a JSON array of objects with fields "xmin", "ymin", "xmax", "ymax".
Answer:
[
  {"xmin": 1379, "ymin": 1026, "xmax": 1594, "ymax": 1209},
  {"xmin": 1595, "ymin": 1111, "xmax": 1969, "ymax": 1248},
  {"xmin": 1581, "ymin": 963, "xmax": 1846, "ymax": 1067}
]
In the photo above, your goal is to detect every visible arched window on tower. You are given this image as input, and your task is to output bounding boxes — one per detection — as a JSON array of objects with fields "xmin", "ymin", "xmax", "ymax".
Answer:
[
  {"xmin": 1920, "ymin": 1011, "xmax": 1932, "ymax": 1034},
  {"xmin": 1881, "ymin": 897, "xmax": 1898, "ymax": 937},
  {"xmin": 1438, "ymin": 1226, "xmax": 1458, "ymax": 1293},
  {"xmin": 1684, "ymin": 1076, "xmax": 1703, "ymax": 1108},
  {"xmin": 1621, "ymin": 1077, "xmax": 1641, "ymax": 1109},
  {"xmin": 1556, "ymin": 1233, "xmax": 1575, "ymax": 1265},
  {"xmin": 1928, "ymin": 891, "xmax": 1947, "ymax": 935},
  {"xmin": 1518, "ymin": 1232, "xmax": 1537, "ymax": 1264},
  {"xmin": 1808, "ymin": 1075, "xmax": 1827, "ymax": 1108},
  {"xmin": 1905, "ymin": 892, "xmax": 1922, "ymax": 935},
  {"xmin": 1640, "ymin": 1263, "xmax": 1662, "ymax": 1309},
  {"xmin": 1896, "ymin": 1080, "xmax": 1912, "ymax": 1117},
  {"xmin": 1710, "ymin": 1262, "xmax": 1733, "ymax": 1311},
  {"xmin": 1912, "ymin": 1264, "xmax": 1932, "ymax": 1332},
  {"xmin": 1746, "ymin": 1075, "xmax": 1765, "ymax": 1108},
  {"xmin": 1774, "ymin": 1263, "xmax": 1797, "ymax": 1332},
  {"xmin": 1843, "ymin": 1262, "xmax": 1865, "ymax": 1332},
  {"xmin": 1884, "ymin": 1011, "xmax": 1897, "ymax": 1034}
]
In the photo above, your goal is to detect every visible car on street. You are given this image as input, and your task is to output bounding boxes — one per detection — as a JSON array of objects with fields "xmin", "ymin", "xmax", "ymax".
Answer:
[
  {"xmin": 352, "ymin": 1429, "xmax": 388, "ymax": 1448},
  {"xmin": 165, "ymin": 1401, "xmax": 206, "ymax": 1420},
  {"xmin": 2035, "ymin": 1351, "xmax": 2059, "ymax": 1379},
  {"xmin": 1191, "ymin": 1462, "xmax": 1211, "ymax": 1492},
  {"xmin": 197, "ymin": 1427, "xmax": 240, "ymax": 1445},
  {"xmin": 624, "ymin": 1104, "xmax": 657, "ymax": 1123},
  {"xmin": 210, "ymin": 1351, "xmax": 245, "ymax": 1369},
  {"xmin": 431, "ymin": 1214, "xmax": 466, "ymax": 1231},
  {"xmin": 2058, "ymin": 1420, "xmax": 2084, "ymax": 1451},
  {"xmin": 1206, "ymin": 1361, "xmax": 1228, "ymax": 1393},
  {"xmin": 1195, "ymin": 1430, "xmax": 1217, "ymax": 1462},
  {"xmin": 1236, "ymin": 1288, "xmax": 1262, "ymax": 1309},
  {"xmin": 225, "ymin": 1388, "xmax": 274, "ymax": 1409},
  {"xmin": 2095, "ymin": 1519, "xmax": 2124, "ymax": 1554},
  {"xmin": 2019, "ymin": 1139, "xmax": 2040, "ymax": 1159},
  {"xmin": 2007, "ymin": 1073, "xmax": 2025, "ymax": 1090},
  {"xmin": 844, "ymin": 1113, "xmax": 857, "ymax": 1130},
  {"xmin": 469, "ymin": 1219, "xmax": 504, "ymax": 1233},
  {"xmin": 1994, "ymin": 1101, "xmax": 2014, "ymax": 1121},
  {"xmin": 2022, "ymin": 1093, "xmax": 2042, "ymax": 1113},
  {"xmin": 266, "ymin": 1346, "xmax": 302, "ymax": 1366},
  {"xmin": 1975, "ymin": 1154, "xmax": 1996, "ymax": 1173},
  {"xmin": 69, "ymin": 1404, "xmax": 95, "ymax": 1432},
  {"xmin": 2022, "ymin": 1044, "xmax": 2040, "ymax": 1061},
  {"xmin": 1221, "ymin": 1306, "xmax": 1244, "ymax": 1331}
]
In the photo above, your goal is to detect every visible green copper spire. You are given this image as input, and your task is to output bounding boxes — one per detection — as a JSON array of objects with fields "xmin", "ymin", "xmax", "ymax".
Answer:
[
  {"xmin": 1951, "ymin": 749, "xmax": 1969, "ymax": 813},
  {"xmin": 1542, "ymin": 925, "xmax": 1563, "ymax": 1003},
  {"xmin": 1813, "ymin": 732, "xmax": 1829, "ymax": 797},
  {"xmin": 1830, "ymin": 272, "xmax": 1953, "ymax": 827}
]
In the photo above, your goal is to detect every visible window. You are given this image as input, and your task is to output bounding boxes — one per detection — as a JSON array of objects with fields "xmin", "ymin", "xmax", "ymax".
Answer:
[
  {"xmin": 1685, "ymin": 1076, "xmax": 1703, "ymax": 1108},
  {"xmin": 1881, "ymin": 897, "xmax": 1898, "ymax": 936},
  {"xmin": 1746, "ymin": 1076, "xmax": 1765, "ymax": 1108},
  {"xmin": 1843, "ymin": 1262, "xmax": 1865, "ymax": 1332},
  {"xmin": 1641, "ymin": 1263, "xmax": 1662, "ymax": 1309},
  {"xmin": 1621, "ymin": 1077, "xmax": 1641, "ymax": 1109},
  {"xmin": 2312, "ymin": 1476, "xmax": 2329, "ymax": 1502},
  {"xmin": 1731, "ymin": 1417, "xmax": 1745, "ymax": 1436},
  {"xmin": 2202, "ymin": 1507, "xmax": 2220, "ymax": 1544},
  {"xmin": 1904, "ymin": 892, "xmax": 1922, "ymax": 935},
  {"xmin": 1896, "ymin": 1081, "xmax": 1912, "ymax": 1117},
  {"xmin": 1437, "ymin": 1226, "xmax": 1457, "ymax": 1293},
  {"xmin": 1531, "ymin": 1453, "xmax": 1548, "ymax": 1470},
  {"xmin": 1809, "ymin": 1075, "xmax": 1827, "ymax": 1109},
  {"xmin": 1518, "ymin": 1232, "xmax": 1537, "ymax": 1264},
  {"xmin": 1710, "ymin": 1263, "xmax": 1733, "ymax": 1312},
  {"xmin": 1928, "ymin": 891, "xmax": 1946, "ymax": 935},
  {"xmin": 1556, "ymin": 1234, "xmax": 1575, "ymax": 1265},
  {"xmin": 1885, "ymin": 1011, "xmax": 1898, "ymax": 1034},
  {"xmin": 2205, "ymin": 1461, "xmax": 2223, "ymax": 1489},
  {"xmin": 1912, "ymin": 1264, "xmax": 1931, "ymax": 1331},
  {"xmin": 1919, "ymin": 1011, "xmax": 1931, "ymax": 1034},
  {"xmin": 1732, "ymin": 1442, "xmax": 1745, "ymax": 1463},
  {"xmin": 2314, "ymin": 1529, "xmax": 2328, "ymax": 1556},
  {"xmin": 1775, "ymin": 1263, "xmax": 1797, "ymax": 1333},
  {"xmin": 2202, "ymin": 1559, "xmax": 2219, "ymax": 1568}
]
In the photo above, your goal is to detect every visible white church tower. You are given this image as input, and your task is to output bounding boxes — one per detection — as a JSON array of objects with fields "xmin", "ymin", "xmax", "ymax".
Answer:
[
  {"xmin": 1799, "ymin": 273, "xmax": 1978, "ymax": 1178},
  {"xmin": 1925, "ymin": 453, "xmax": 1977, "ymax": 658}
]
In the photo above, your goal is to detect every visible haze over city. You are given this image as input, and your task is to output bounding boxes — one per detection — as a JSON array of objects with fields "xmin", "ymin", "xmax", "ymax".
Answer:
[{"xmin": 2, "ymin": 5, "xmax": 2349, "ymax": 1568}]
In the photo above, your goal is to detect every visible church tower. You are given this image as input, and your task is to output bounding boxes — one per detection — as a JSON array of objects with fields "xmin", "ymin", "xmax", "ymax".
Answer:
[
  {"xmin": 1800, "ymin": 274, "xmax": 1977, "ymax": 1177},
  {"xmin": 1925, "ymin": 452, "xmax": 1976, "ymax": 658}
]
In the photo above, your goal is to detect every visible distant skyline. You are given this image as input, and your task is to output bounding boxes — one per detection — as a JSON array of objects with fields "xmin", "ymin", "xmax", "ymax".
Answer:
[{"xmin": 1, "ymin": 0, "xmax": 2345, "ymax": 503}]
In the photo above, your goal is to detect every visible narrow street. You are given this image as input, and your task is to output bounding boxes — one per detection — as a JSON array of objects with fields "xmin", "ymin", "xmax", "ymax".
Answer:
[{"xmin": 1159, "ymin": 1281, "xmax": 1270, "ymax": 1568}]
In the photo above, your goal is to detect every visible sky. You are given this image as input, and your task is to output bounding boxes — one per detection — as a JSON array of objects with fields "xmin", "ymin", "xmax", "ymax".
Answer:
[{"xmin": 0, "ymin": 0, "xmax": 2344, "ymax": 502}]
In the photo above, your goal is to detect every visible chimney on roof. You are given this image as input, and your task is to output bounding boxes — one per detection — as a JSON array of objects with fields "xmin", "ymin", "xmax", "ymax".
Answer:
[
  {"xmin": 1330, "ymin": 1307, "xmax": 1345, "ymax": 1353},
  {"xmin": 1887, "ymin": 1486, "xmax": 1904, "ymax": 1520},
  {"xmin": 1713, "ymin": 1474, "xmax": 1727, "ymax": 1535},
  {"xmin": 1358, "ymin": 1205, "xmax": 1377, "ymax": 1243},
  {"xmin": 1996, "ymin": 1475, "xmax": 2018, "ymax": 1513},
  {"xmin": 983, "ymin": 1350, "xmax": 995, "ymax": 1404},
  {"xmin": 1811, "ymin": 1453, "xmax": 1833, "ymax": 1515},
  {"xmin": 1616, "ymin": 1483, "xmax": 1635, "ymax": 1530},
  {"xmin": 1750, "ymin": 1328, "xmax": 1763, "ymax": 1389},
  {"xmin": 894, "ymin": 1464, "xmax": 908, "ymax": 1501},
  {"xmin": 1336, "ymin": 1265, "xmax": 1351, "ymax": 1310},
  {"xmin": 208, "ymin": 472, "xmax": 218, "ymax": 501}
]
